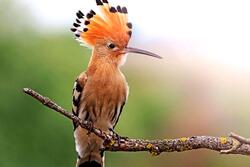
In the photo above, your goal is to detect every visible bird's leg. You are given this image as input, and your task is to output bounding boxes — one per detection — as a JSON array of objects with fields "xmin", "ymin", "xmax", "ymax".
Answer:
[
  {"xmin": 108, "ymin": 128, "xmax": 119, "ymax": 139},
  {"xmin": 108, "ymin": 128, "xmax": 128, "ymax": 145}
]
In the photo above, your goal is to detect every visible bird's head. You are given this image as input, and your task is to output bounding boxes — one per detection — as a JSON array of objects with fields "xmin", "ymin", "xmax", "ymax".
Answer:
[{"xmin": 71, "ymin": 0, "xmax": 161, "ymax": 66}]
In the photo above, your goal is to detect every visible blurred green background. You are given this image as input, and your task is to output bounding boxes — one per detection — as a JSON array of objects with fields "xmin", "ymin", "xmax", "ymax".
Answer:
[{"xmin": 1, "ymin": 0, "xmax": 250, "ymax": 167}]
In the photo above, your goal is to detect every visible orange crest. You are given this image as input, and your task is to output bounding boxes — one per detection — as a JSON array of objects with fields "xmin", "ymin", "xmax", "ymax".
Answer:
[{"xmin": 71, "ymin": 0, "xmax": 132, "ymax": 48}]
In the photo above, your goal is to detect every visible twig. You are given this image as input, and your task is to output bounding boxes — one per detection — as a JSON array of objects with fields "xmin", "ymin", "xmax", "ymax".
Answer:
[
  {"xmin": 23, "ymin": 88, "xmax": 250, "ymax": 156},
  {"xmin": 23, "ymin": 88, "xmax": 113, "ymax": 143}
]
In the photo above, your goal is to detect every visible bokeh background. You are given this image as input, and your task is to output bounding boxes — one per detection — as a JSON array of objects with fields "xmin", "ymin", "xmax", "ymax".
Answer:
[{"xmin": 1, "ymin": 0, "xmax": 250, "ymax": 166}]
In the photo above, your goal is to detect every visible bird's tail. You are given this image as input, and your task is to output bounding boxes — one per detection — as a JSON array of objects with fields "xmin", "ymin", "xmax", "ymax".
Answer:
[{"xmin": 74, "ymin": 128, "xmax": 104, "ymax": 167}]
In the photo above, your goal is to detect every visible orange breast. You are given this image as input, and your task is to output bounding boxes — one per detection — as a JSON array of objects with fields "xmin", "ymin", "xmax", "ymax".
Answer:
[{"xmin": 79, "ymin": 63, "xmax": 128, "ymax": 129}]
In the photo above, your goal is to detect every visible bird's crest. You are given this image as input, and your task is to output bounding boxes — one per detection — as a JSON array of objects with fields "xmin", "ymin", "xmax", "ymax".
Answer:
[{"xmin": 71, "ymin": 0, "xmax": 132, "ymax": 47}]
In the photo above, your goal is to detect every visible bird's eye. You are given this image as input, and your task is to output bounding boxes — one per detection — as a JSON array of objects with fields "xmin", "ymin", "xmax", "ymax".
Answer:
[{"xmin": 107, "ymin": 43, "xmax": 116, "ymax": 49}]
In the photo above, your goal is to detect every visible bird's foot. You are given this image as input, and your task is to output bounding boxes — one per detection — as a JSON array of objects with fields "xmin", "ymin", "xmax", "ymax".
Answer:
[{"xmin": 109, "ymin": 128, "xmax": 128, "ymax": 145}]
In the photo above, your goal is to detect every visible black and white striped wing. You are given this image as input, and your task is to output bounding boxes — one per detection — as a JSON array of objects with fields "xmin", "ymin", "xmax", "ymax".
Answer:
[
  {"xmin": 112, "ymin": 85, "xmax": 129, "ymax": 129},
  {"xmin": 72, "ymin": 73, "xmax": 86, "ymax": 129},
  {"xmin": 111, "ymin": 101, "xmax": 126, "ymax": 128}
]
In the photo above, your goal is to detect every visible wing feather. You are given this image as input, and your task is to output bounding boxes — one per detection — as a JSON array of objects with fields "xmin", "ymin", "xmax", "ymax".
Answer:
[{"xmin": 72, "ymin": 72, "xmax": 87, "ymax": 130}]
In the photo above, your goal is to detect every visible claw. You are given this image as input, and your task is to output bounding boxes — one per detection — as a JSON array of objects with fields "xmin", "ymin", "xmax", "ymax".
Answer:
[
  {"xmin": 108, "ymin": 128, "xmax": 128, "ymax": 146},
  {"xmin": 109, "ymin": 128, "xmax": 119, "ymax": 139}
]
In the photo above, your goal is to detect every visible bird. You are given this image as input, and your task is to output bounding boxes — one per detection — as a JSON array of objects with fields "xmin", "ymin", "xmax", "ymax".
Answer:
[{"xmin": 70, "ymin": 0, "xmax": 161, "ymax": 167}]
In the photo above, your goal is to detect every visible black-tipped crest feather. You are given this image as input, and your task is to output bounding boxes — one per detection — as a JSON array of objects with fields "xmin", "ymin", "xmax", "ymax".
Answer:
[
  {"xmin": 76, "ymin": 12, "xmax": 84, "ymax": 19},
  {"xmin": 76, "ymin": 19, "xmax": 81, "ymax": 23},
  {"xmin": 71, "ymin": 28, "xmax": 77, "ymax": 32},
  {"xmin": 117, "ymin": 5, "xmax": 122, "ymax": 13},
  {"xmin": 96, "ymin": 0, "xmax": 103, "ymax": 5},
  {"xmin": 110, "ymin": 7, "xmax": 117, "ymax": 13},
  {"xmin": 90, "ymin": 10, "xmax": 96, "ymax": 15},
  {"xmin": 127, "ymin": 22, "xmax": 132, "ymax": 29},
  {"xmin": 73, "ymin": 23, "xmax": 80, "ymax": 27},
  {"xmin": 84, "ymin": 21, "xmax": 90, "ymax": 25},
  {"xmin": 121, "ymin": 7, "xmax": 128, "ymax": 14},
  {"xmin": 102, "ymin": 0, "xmax": 108, "ymax": 4},
  {"xmin": 86, "ymin": 13, "xmax": 93, "ymax": 19}
]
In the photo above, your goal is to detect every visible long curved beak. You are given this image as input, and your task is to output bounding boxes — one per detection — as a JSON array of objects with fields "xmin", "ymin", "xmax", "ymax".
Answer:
[{"xmin": 125, "ymin": 47, "xmax": 162, "ymax": 59}]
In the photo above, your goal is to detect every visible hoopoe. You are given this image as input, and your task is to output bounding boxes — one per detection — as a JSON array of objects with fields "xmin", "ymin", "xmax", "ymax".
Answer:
[{"xmin": 71, "ymin": 0, "xmax": 161, "ymax": 167}]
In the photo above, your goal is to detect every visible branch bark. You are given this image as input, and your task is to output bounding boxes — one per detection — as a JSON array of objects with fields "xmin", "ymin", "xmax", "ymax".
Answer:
[{"xmin": 23, "ymin": 88, "xmax": 250, "ymax": 156}]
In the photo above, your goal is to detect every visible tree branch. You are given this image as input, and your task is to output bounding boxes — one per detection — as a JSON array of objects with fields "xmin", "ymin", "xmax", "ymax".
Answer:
[{"xmin": 23, "ymin": 88, "xmax": 250, "ymax": 156}]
